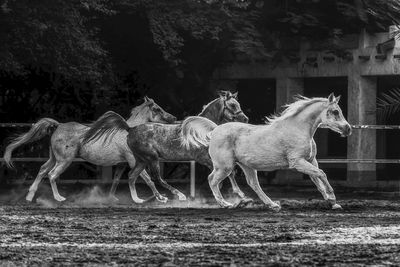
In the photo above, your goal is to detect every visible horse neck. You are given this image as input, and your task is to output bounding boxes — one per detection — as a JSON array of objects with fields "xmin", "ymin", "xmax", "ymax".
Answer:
[
  {"xmin": 198, "ymin": 99, "xmax": 222, "ymax": 124},
  {"xmin": 288, "ymin": 101, "xmax": 326, "ymax": 138},
  {"xmin": 126, "ymin": 111, "xmax": 150, "ymax": 127}
]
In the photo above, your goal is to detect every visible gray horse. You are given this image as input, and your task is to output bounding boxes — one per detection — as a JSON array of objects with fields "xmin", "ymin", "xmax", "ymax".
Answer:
[
  {"xmin": 82, "ymin": 91, "xmax": 250, "ymax": 203},
  {"xmin": 4, "ymin": 97, "xmax": 176, "ymax": 202}
]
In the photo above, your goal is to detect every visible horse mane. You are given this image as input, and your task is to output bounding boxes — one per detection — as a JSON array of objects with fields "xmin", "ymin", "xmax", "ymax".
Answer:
[
  {"xmin": 129, "ymin": 101, "xmax": 149, "ymax": 120},
  {"xmin": 198, "ymin": 98, "xmax": 221, "ymax": 116},
  {"xmin": 266, "ymin": 95, "xmax": 327, "ymax": 125}
]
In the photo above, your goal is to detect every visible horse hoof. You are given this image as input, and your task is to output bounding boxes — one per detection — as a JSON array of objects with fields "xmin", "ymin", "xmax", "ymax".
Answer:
[
  {"xmin": 221, "ymin": 202, "xmax": 234, "ymax": 209},
  {"xmin": 26, "ymin": 192, "xmax": 35, "ymax": 202},
  {"xmin": 55, "ymin": 196, "xmax": 66, "ymax": 202},
  {"xmin": 157, "ymin": 196, "xmax": 168, "ymax": 203},
  {"xmin": 270, "ymin": 202, "xmax": 281, "ymax": 212},
  {"xmin": 132, "ymin": 198, "xmax": 145, "ymax": 204},
  {"xmin": 177, "ymin": 193, "xmax": 187, "ymax": 201},
  {"xmin": 109, "ymin": 195, "xmax": 119, "ymax": 202},
  {"xmin": 332, "ymin": 203, "xmax": 342, "ymax": 210},
  {"xmin": 241, "ymin": 197, "xmax": 254, "ymax": 206},
  {"xmin": 234, "ymin": 198, "xmax": 253, "ymax": 208}
]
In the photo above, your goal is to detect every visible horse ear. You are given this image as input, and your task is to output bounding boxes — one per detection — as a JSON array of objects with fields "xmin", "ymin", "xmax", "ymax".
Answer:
[
  {"xmin": 144, "ymin": 96, "xmax": 154, "ymax": 105},
  {"xmin": 335, "ymin": 95, "xmax": 341, "ymax": 103},
  {"xmin": 232, "ymin": 92, "xmax": 238, "ymax": 99},
  {"xmin": 328, "ymin": 93, "xmax": 335, "ymax": 103},
  {"xmin": 218, "ymin": 90, "xmax": 228, "ymax": 100}
]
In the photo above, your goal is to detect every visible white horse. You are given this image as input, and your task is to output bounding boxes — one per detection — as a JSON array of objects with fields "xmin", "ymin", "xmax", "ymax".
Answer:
[{"xmin": 182, "ymin": 94, "xmax": 352, "ymax": 210}]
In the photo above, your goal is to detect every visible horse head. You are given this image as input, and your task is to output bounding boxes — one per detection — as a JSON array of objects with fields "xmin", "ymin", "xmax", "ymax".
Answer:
[
  {"xmin": 142, "ymin": 96, "xmax": 177, "ymax": 123},
  {"xmin": 218, "ymin": 91, "xmax": 249, "ymax": 123},
  {"xmin": 320, "ymin": 93, "xmax": 352, "ymax": 137}
]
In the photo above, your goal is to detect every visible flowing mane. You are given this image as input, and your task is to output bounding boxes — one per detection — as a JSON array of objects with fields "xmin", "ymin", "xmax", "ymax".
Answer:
[
  {"xmin": 129, "ymin": 102, "xmax": 148, "ymax": 119},
  {"xmin": 266, "ymin": 96, "xmax": 327, "ymax": 125}
]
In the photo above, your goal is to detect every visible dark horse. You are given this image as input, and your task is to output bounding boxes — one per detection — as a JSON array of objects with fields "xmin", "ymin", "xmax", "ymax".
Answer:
[{"xmin": 82, "ymin": 91, "xmax": 250, "ymax": 203}]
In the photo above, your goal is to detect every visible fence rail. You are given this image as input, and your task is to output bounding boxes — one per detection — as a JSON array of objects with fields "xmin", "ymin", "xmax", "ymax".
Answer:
[
  {"xmin": 3, "ymin": 123, "xmax": 400, "ymax": 130},
  {"xmin": 2, "ymin": 157, "xmax": 400, "ymax": 164}
]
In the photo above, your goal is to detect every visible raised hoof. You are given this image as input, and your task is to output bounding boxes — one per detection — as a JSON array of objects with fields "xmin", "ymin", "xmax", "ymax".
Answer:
[
  {"xmin": 54, "ymin": 195, "xmax": 66, "ymax": 202},
  {"xmin": 177, "ymin": 192, "xmax": 187, "ymax": 201},
  {"xmin": 332, "ymin": 203, "xmax": 342, "ymax": 210},
  {"xmin": 156, "ymin": 195, "xmax": 168, "ymax": 203},
  {"xmin": 26, "ymin": 191, "xmax": 35, "ymax": 202}
]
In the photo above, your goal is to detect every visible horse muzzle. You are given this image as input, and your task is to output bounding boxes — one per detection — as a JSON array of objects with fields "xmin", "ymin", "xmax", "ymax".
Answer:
[
  {"xmin": 165, "ymin": 115, "xmax": 177, "ymax": 123},
  {"xmin": 340, "ymin": 124, "xmax": 352, "ymax": 137},
  {"xmin": 236, "ymin": 113, "xmax": 249, "ymax": 123}
]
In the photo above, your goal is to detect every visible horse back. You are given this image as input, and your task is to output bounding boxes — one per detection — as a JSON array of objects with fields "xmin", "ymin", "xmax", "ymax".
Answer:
[{"xmin": 127, "ymin": 123, "xmax": 203, "ymax": 161}]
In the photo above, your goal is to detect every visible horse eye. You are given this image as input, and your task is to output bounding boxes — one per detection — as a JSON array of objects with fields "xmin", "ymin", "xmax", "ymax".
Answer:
[{"xmin": 332, "ymin": 110, "xmax": 339, "ymax": 116}]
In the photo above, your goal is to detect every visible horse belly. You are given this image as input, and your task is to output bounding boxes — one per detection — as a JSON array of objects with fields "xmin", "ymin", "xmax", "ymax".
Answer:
[
  {"xmin": 80, "ymin": 139, "xmax": 127, "ymax": 166},
  {"xmin": 235, "ymin": 137, "xmax": 289, "ymax": 171},
  {"xmin": 156, "ymin": 142, "xmax": 195, "ymax": 161}
]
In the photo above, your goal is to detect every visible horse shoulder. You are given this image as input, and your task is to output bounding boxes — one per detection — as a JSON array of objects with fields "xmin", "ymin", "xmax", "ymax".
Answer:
[{"xmin": 286, "ymin": 138, "xmax": 314, "ymax": 164}]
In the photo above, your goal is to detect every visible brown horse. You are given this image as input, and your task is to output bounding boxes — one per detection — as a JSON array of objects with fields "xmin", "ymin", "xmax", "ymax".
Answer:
[
  {"xmin": 4, "ymin": 97, "xmax": 176, "ymax": 202},
  {"xmin": 82, "ymin": 91, "xmax": 250, "ymax": 203}
]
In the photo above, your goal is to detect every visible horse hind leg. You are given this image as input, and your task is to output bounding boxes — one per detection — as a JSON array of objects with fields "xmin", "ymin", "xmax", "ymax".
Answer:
[
  {"xmin": 127, "ymin": 162, "xmax": 147, "ymax": 204},
  {"xmin": 109, "ymin": 165, "xmax": 126, "ymax": 201},
  {"xmin": 48, "ymin": 161, "xmax": 71, "ymax": 202},
  {"xmin": 227, "ymin": 170, "xmax": 253, "ymax": 207},
  {"xmin": 139, "ymin": 169, "xmax": 168, "ymax": 203},
  {"xmin": 238, "ymin": 163, "xmax": 280, "ymax": 211},
  {"xmin": 148, "ymin": 161, "xmax": 187, "ymax": 201},
  {"xmin": 26, "ymin": 148, "xmax": 56, "ymax": 202},
  {"xmin": 208, "ymin": 167, "xmax": 233, "ymax": 208}
]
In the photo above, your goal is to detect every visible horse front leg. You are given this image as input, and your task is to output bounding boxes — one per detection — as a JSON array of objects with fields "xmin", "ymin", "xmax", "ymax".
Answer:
[{"xmin": 291, "ymin": 158, "xmax": 341, "ymax": 209}]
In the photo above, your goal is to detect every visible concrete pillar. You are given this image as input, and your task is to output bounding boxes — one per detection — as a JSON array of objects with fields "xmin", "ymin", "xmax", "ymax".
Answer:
[
  {"xmin": 274, "ymin": 77, "xmax": 305, "ymax": 185},
  {"xmin": 347, "ymin": 75, "xmax": 377, "ymax": 186},
  {"xmin": 276, "ymin": 77, "xmax": 304, "ymax": 112}
]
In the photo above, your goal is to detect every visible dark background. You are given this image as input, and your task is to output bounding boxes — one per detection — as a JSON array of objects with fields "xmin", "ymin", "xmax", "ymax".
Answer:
[{"xmin": 1, "ymin": 0, "xmax": 400, "ymax": 184}]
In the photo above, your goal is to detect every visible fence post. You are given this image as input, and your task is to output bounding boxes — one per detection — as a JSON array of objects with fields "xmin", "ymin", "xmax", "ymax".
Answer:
[
  {"xmin": 190, "ymin": 161, "xmax": 196, "ymax": 198},
  {"xmin": 100, "ymin": 166, "xmax": 113, "ymax": 183}
]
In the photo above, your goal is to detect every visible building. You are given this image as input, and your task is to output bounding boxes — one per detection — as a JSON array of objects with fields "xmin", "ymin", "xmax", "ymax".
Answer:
[{"xmin": 212, "ymin": 27, "xmax": 400, "ymax": 188}]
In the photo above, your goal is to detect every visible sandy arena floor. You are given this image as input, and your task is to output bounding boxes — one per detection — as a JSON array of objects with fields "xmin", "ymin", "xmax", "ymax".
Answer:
[{"xmin": 1, "ymin": 186, "xmax": 400, "ymax": 266}]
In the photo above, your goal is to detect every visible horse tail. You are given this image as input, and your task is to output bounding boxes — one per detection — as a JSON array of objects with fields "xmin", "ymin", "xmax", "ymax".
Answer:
[
  {"xmin": 180, "ymin": 116, "xmax": 217, "ymax": 149},
  {"xmin": 3, "ymin": 118, "xmax": 59, "ymax": 168},
  {"xmin": 81, "ymin": 111, "xmax": 130, "ymax": 145}
]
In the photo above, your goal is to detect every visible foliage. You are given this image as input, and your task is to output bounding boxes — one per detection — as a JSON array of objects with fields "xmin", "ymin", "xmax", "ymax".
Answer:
[
  {"xmin": 1, "ymin": 0, "xmax": 400, "ymax": 122},
  {"xmin": 377, "ymin": 88, "xmax": 400, "ymax": 122},
  {"xmin": 0, "ymin": 0, "xmax": 112, "ymax": 81}
]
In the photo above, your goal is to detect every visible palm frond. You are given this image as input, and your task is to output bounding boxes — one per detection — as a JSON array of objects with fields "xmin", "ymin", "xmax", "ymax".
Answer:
[{"xmin": 377, "ymin": 88, "xmax": 400, "ymax": 121}]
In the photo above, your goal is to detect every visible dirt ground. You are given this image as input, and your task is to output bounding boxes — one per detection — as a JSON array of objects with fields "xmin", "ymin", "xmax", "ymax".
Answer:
[{"xmin": 1, "ymin": 186, "xmax": 400, "ymax": 266}]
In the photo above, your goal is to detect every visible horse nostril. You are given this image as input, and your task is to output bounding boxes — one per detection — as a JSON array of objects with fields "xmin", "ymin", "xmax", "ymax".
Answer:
[
  {"xmin": 343, "ymin": 125, "xmax": 352, "ymax": 136},
  {"xmin": 347, "ymin": 125, "xmax": 352, "ymax": 136}
]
